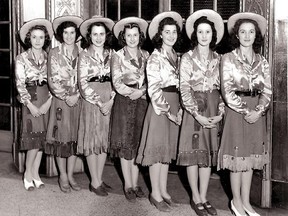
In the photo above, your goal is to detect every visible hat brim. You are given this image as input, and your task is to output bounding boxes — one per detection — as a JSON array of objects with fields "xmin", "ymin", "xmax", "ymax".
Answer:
[
  {"xmin": 148, "ymin": 11, "xmax": 183, "ymax": 40},
  {"xmin": 185, "ymin": 9, "xmax": 224, "ymax": 44},
  {"xmin": 113, "ymin": 17, "xmax": 148, "ymax": 39},
  {"xmin": 19, "ymin": 18, "xmax": 53, "ymax": 43},
  {"xmin": 228, "ymin": 12, "xmax": 267, "ymax": 36},
  {"xmin": 53, "ymin": 16, "xmax": 83, "ymax": 32},
  {"xmin": 79, "ymin": 16, "xmax": 114, "ymax": 38}
]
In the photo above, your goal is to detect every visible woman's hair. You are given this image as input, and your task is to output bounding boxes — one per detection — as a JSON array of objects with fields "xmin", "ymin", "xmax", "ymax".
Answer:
[
  {"xmin": 55, "ymin": 21, "xmax": 80, "ymax": 43},
  {"xmin": 23, "ymin": 25, "xmax": 51, "ymax": 50},
  {"xmin": 230, "ymin": 19, "xmax": 264, "ymax": 53},
  {"xmin": 81, "ymin": 22, "xmax": 113, "ymax": 49},
  {"xmin": 151, "ymin": 17, "xmax": 182, "ymax": 50},
  {"xmin": 189, "ymin": 16, "xmax": 217, "ymax": 50},
  {"xmin": 118, "ymin": 23, "xmax": 146, "ymax": 48}
]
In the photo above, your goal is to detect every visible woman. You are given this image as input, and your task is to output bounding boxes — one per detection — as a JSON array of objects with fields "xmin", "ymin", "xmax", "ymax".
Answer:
[
  {"xmin": 177, "ymin": 10, "xmax": 225, "ymax": 216},
  {"xmin": 218, "ymin": 12, "xmax": 271, "ymax": 216},
  {"xmin": 136, "ymin": 12, "xmax": 183, "ymax": 212},
  {"xmin": 110, "ymin": 17, "xmax": 149, "ymax": 202},
  {"xmin": 15, "ymin": 18, "xmax": 53, "ymax": 190},
  {"xmin": 45, "ymin": 15, "xmax": 83, "ymax": 193},
  {"xmin": 77, "ymin": 16, "xmax": 115, "ymax": 197}
]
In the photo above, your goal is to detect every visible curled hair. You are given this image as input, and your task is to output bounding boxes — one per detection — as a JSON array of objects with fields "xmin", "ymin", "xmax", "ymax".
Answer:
[
  {"xmin": 118, "ymin": 23, "xmax": 146, "ymax": 48},
  {"xmin": 190, "ymin": 16, "xmax": 217, "ymax": 50},
  {"xmin": 55, "ymin": 21, "xmax": 80, "ymax": 43},
  {"xmin": 23, "ymin": 25, "xmax": 51, "ymax": 50},
  {"xmin": 81, "ymin": 22, "xmax": 113, "ymax": 49},
  {"xmin": 151, "ymin": 17, "xmax": 182, "ymax": 51},
  {"xmin": 230, "ymin": 19, "xmax": 264, "ymax": 53}
]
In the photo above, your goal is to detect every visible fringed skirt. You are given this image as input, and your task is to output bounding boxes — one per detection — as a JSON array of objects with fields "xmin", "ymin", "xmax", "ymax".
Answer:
[
  {"xmin": 217, "ymin": 96, "xmax": 269, "ymax": 172},
  {"xmin": 177, "ymin": 90, "xmax": 222, "ymax": 167},
  {"xmin": 136, "ymin": 91, "xmax": 180, "ymax": 166}
]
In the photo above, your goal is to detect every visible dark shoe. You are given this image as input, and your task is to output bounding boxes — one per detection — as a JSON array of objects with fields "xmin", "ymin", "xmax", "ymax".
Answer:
[
  {"xmin": 69, "ymin": 181, "xmax": 81, "ymax": 191},
  {"xmin": 134, "ymin": 186, "xmax": 145, "ymax": 199},
  {"xmin": 101, "ymin": 182, "xmax": 113, "ymax": 193},
  {"xmin": 89, "ymin": 184, "xmax": 108, "ymax": 196},
  {"xmin": 149, "ymin": 195, "xmax": 171, "ymax": 212},
  {"xmin": 163, "ymin": 197, "xmax": 181, "ymax": 208},
  {"xmin": 58, "ymin": 179, "xmax": 71, "ymax": 193},
  {"xmin": 124, "ymin": 187, "xmax": 136, "ymax": 202},
  {"xmin": 191, "ymin": 201, "xmax": 208, "ymax": 216},
  {"xmin": 203, "ymin": 201, "xmax": 217, "ymax": 215}
]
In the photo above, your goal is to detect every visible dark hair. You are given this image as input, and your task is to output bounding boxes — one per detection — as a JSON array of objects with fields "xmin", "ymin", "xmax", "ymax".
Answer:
[
  {"xmin": 24, "ymin": 25, "xmax": 51, "ymax": 50},
  {"xmin": 230, "ymin": 19, "xmax": 264, "ymax": 53},
  {"xmin": 151, "ymin": 17, "xmax": 182, "ymax": 50},
  {"xmin": 118, "ymin": 23, "xmax": 146, "ymax": 48},
  {"xmin": 190, "ymin": 16, "xmax": 217, "ymax": 50},
  {"xmin": 81, "ymin": 22, "xmax": 113, "ymax": 49},
  {"xmin": 55, "ymin": 21, "xmax": 80, "ymax": 43}
]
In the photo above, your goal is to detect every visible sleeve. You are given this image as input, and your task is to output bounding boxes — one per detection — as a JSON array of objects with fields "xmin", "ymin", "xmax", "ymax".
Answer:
[{"xmin": 220, "ymin": 54, "xmax": 250, "ymax": 115}]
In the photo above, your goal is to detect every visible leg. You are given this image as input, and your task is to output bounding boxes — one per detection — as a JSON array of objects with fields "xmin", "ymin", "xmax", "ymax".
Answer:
[
  {"xmin": 67, "ymin": 155, "xmax": 77, "ymax": 183},
  {"xmin": 149, "ymin": 162, "xmax": 162, "ymax": 201},
  {"xmin": 159, "ymin": 163, "xmax": 170, "ymax": 199},
  {"xmin": 56, "ymin": 157, "xmax": 68, "ymax": 182},
  {"xmin": 86, "ymin": 153, "xmax": 100, "ymax": 188},
  {"xmin": 241, "ymin": 170, "xmax": 256, "ymax": 213},
  {"xmin": 131, "ymin": 158, "xmax": 139, "ymax": 188},
  {"xmin": 120, "ymin": 158, "xmax": 132, "ymax": 190},
  {"xmin": 97, "ymin": 152, "xmax": 107, "ymax": 184},
  {"xmin": 199, "ymin": 167, "xmax": 211, "ymax": 203},
  {"xmin": 31, "ymin": 150, "xmax": 43, "ymax": 180},
  {"xmin": 187, "ymin": 165, "xmax": 201, "ymax": 204},
  {"xmin": 230, "ymin": 171, "xmax": 246, "ymax": 215},
  {"xmin": 25, "ymin": 149, "xmax": 39, "ymax": 181}
]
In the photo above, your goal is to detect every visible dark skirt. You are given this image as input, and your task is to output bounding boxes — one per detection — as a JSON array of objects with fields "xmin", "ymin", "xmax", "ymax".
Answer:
[
  {"xmin": 19, "ymin": 85, "xmax": 50, "ymax": 151},
  {"xmin": 177, "ymin": 90, "xmax": 222, "ymax": 167},
  {"xmin": 217, "ymin": 96, "xmax": 269, "ymax": 172},
  {"xmin": 45, "ymin": 95, "xmax": 80, "ymax": 158},
  {"xmin": 110, "ymin": 93, "xmax": 148, "ymax": 160},
  {"xmin": 136, "ymin": 92, "xmax": 180, "ymax": 166}
]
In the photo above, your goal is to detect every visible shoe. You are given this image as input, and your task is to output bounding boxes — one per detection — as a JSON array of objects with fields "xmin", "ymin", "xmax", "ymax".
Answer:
[
  {"xmin": 89, "ymin": 184, "xmax": 108, "ymax": 196},
  {"xmin": 203, "ymin": 201, "xmax": 217, "ymax": 215},
  {"xmin": 231, "ymin": 200, "xmax": 247, "ymax": 216},
  {"xmin": 124, "ymin": 187, "xmax": 136, "ymax": 202},
  {"xmin": 191, "ymin": 201, "xmax": 208, "ymax": 216},
  {"xmin": 69, "ymin": 181, "xmax": 81, "ymax": 191},
  {"xmin": 101, "ymin": 182, "xmax": 113, "ymax": 193},
  {"xmin": 134, "ymin": 186, "xmax": 145, "ymax": 199},
  {"xmin": 58, "ymin": 179, "xmax": 71, "ymax": 193},
  {"xmin": 149, "ymin": 195, "xmax": 171, "ymax": 212},
  {"xmin": 163, "ymin": 196, "xmax": 181, "ymax": 208},
  {"xmin": 23, "ymin": 178, "xmax": 34, "ymax": 191},
  {"xmin": 32, "ymin": 178, "xmax": 45, "ymax": 189},
  {"xmin": 243, "ymin": 205, "xmax": 260, "ymax": 216}
]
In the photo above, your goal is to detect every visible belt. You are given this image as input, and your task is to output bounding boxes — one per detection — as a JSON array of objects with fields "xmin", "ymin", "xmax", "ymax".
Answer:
[
  {"xmin": 26, "ymin": 80, "xmax": 47, "ymax": 87},
  {"xmin": 235, "ymin": 90, "xmax": 260, "ymax": 97},
  {"xmin": 162, "ymin": 85, "xmax": 178, "ymax": 92},
  {"xmin": 88, "ymin": 75, "xmax": 111, "ymax": 83}
]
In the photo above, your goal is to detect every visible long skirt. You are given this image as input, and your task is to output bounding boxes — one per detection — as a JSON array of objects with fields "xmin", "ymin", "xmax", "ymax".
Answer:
[
  {"xmin": 77, "ymin": 82, "xmax": 112, "ymax": 156},
  {"xmin": 136, "ymin": 92, "xmax": 180, "ymax": 166},
  {"xmin": 45, "ymin": 95, "xmax": 80, "ymax": 158},
  {"xmin": 217, "ymin": 96, "xmax": 269, "ymax": 172},
  {"xmin": 177, "ymin": 90, "xmax": 222, "ymax": 167},
  {"xmin": 110, "ymin": 94, "xmax": 148, "ymax": 160}
]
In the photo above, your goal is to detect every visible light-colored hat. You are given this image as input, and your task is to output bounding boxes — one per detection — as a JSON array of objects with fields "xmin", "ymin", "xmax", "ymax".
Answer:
[
  {"xmin": 52, "ymin": 15, "xmax": 83, "ymax": 32},
  {"xmin": 228, "ymin": 12, "xmax": 267, "ymax": 36},
  {"xmin": 113, "ymin": 17, "xmax": 148, "ymax": 39},
  {"xmin": 79, "ymin": 16, "xmax": 115, "ymax": 38},
  {"xmin": 19, "ymin": 18, "xmax": 53, "ymax": 43},
  {"xmin": 185, "ymin": 9, "xmax": 224, "ymax": 44},
  {"xmin": 148, "ymin": 11, "xmax": 183, "ymax": 40}
]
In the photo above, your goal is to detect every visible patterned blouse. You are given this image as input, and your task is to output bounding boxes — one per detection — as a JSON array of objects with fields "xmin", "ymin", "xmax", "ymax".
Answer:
[
  {"xmin": 15, "ymin": 48, "xmax": 49, "ymax": 106},
  {"xmin": 180, "ymin": 48, "xmax": 225, "ymax": 117},
  {"xmin": 221, "ymin": 48, "xmax": 272, "ymax": 114},
  {"xmin": 147, "ymin": 48, "xmax": 180, "ymax": 116},
  {"xmin": 111, "ymin": 46, "xmax": 149, "ymax": 96},
  {"xmin": 48, "ymin": 44, "xmax": 80, "ymax": 101},
  {"xmin": 78, "ymin": 47, "xmax": 113, "ymax": 105}
]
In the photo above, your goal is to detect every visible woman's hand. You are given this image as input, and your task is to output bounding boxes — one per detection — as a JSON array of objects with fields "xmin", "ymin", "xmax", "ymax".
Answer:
[
  {"xmin": 100, "ymin": 98, "xmax": 114, "ymax": 116},
  {"xmin": 195, "ymin": 115, "xmax": 216, "ymax": 129},
  {"xmin": 244, "ymin": 110, "xmax": 261, "ymax": 124},
  {"xmin": 39, "ymin": 97, "xmax": 52, "ymax": 114},
  {"xmin": 66, "ymin": 94, "xmax": 79, "ymax": 107},
  {"xmin": 27, "ymin": 102, "xmax": 42, "ymax": 117},
  {"xmin": 128, "ymin": 89, "xmax": 143, "ymax": 100},
  {"xmin": 208, "ymin": 115, "xmax": 222, "ymax": 125}
]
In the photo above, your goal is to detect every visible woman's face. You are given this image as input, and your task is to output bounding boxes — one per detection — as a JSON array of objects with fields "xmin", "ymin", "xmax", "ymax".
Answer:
[
  {"xmin": 124, "ymin": 27, "xmax": 140, "ymax": 49},
  {"xmin": 161, "ymin": 24, "xmax": 177, "ymax": 47},
  {"xmin": 30, "ymin": 29, "xmax": 45, "ymax": 50},
  {"xmin": 196, "ymin": 23, "xmax": 212, "ymax": 47},
  {"xmin": 63, "ymin": 26, "xmax": 76, "ymax": 45},
  {"xmin": 237, "ymin": 22, "xmax": 256, "ymax": 48},
  {"xmin": 91, "ymin": 25, "xmax": 106, "ymax": 48}
]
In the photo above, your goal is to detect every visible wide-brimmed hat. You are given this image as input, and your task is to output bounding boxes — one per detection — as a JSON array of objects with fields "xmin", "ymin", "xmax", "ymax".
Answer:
[
  {"xmin": 113, "ymin": 17, "xmax": 148, "ymax": 39},
  {"xmin": 19, "ymin": 18, "xmax": 53, "ymax": 43},
  {"xmin": 228, "ymin": 12, "xmax": 267, "ymax": 36},
  {"xmin": 185, "ymin": 9, "xmax": 224, "ymax": 44},
  {"xmin": 52, "ymin": 15, "xmax": 83, "ymax": 32},
  {"xmin": 79, "ymin": 16, "xmax": 114, "ymax": 38},
  {"xmin": 148, "ymin": 11, "xmax": 183, "ymax": 40}
]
